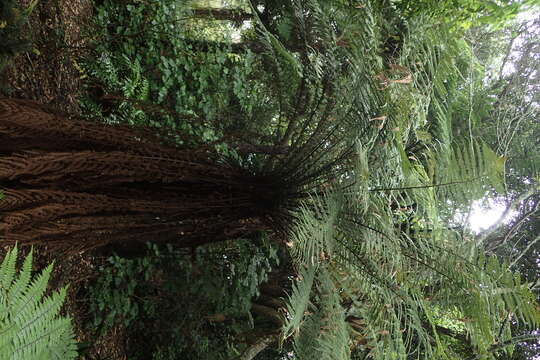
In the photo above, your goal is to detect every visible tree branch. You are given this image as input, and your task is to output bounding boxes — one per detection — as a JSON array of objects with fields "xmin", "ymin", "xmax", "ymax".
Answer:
[
  {"xmin": 482, "ymin": 189, "xmax": 539, "ymax": 250},
  {"xmin": 232, "ymin": 335, "xmax": 278, "ymax": 360},
  {"xmin": 466, "ymin": 333, "xmax": 540, "ymax": 360}
]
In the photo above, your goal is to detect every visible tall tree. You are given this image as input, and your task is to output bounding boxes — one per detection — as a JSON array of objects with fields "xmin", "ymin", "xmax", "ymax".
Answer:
[{"xmin": 1, "ymin": 1, "xmax": 538, "ymax": 359}]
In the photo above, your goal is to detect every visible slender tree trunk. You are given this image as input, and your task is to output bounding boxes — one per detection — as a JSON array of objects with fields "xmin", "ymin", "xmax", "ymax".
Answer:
[
  {"xmin": 183, "ymin": 38, "xmax": 266, "ymax": 54},
  {"xmin": 191, "ymin": 8, "xmax": 253, "ymax": 24},
  {"xmin": 0, "ymin": 98, "xmax": 292, "ymax": 253}
]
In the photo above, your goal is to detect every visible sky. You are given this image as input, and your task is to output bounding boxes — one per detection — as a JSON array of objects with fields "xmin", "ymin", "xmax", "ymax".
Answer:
[{"xmin": 468, "ymin": 199, "xmax": 510, "ymax": 233}]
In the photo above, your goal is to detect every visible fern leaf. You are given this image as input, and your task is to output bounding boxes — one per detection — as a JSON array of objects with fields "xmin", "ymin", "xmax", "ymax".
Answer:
[
  {"xmin": 0, "ymin": 245, "xmax": 18, "ymax": 295},
  {"xmin": 0, "ymin": 248, "xmax": 77, "ymax": 360},
  {"xmin": 282, "ymin": 264, "xmax": 316, "ymax": 340}
]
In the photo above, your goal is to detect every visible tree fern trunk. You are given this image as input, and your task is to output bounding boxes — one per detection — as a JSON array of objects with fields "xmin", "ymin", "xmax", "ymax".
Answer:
[{"xmin": 0, "ymin": 98, "xmax": 290, "ymax": 252}]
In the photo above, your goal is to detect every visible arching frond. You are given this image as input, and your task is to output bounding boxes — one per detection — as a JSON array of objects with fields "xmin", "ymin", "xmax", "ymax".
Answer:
[
  {"xmin": 286, "ymin": 185, "xmax": 540, "ymax": 360},
  {"xmin": 0, "ymin": 247, "xmax": 77, "ymax": 360},
  {"xmin": 431, "ymin": 140, "xmax": 506, "ymax": 210},
  {"xmin": 282, "ymin": 264, "xmax": 316, "ymax": 340},
  {"xmin": 293, "ymin": 268, "xmax": 350, "ymax": 360},
  {"xmin": 289, "ymin": 192, "xmax": 340, "ymax": 266}
]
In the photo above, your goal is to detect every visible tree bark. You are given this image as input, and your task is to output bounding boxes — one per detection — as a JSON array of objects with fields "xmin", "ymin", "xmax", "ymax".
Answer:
[{"xmin": 0, "ymin": 98, "xmax": 292, "ymax": 253}]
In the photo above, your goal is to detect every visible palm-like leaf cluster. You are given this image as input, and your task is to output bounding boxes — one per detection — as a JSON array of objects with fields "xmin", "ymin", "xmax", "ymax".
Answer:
[{"xmin": 241, "ymin": 0, "xmax": 386, "ymax": 189}]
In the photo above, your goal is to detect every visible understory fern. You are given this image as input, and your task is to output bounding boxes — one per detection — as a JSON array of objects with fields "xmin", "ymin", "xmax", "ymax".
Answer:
[{"xmin": 0, "ymin": 247, "xmax": 77, "ymax": 360}]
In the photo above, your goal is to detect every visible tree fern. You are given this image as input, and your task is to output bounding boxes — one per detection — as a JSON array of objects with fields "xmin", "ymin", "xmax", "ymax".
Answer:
[
  {"xmin": 281, "ymin": 25, "xmax": 536, "ymax": 349},
  {"xmin": 0, "ymin": 247, "xmax": 77, "ymax": 360}
]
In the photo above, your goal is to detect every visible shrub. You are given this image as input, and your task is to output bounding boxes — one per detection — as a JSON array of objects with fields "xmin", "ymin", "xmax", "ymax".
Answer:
[{"xmin": 87, "ymin": 239, "xmax": 279, "ymax": 359}]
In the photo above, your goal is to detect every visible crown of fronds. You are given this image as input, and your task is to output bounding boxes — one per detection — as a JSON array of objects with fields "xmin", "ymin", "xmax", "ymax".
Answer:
[
  {"xmin": 0, "ymin": 246, "xmax": 77, "ymax": 360},
  {"xmin": 245, "ymin": 0, "xmax": 386, "ymax": 191},
  {"xmin": 278, "ymin": 3, "xmax": 538, "ymax": 358}
]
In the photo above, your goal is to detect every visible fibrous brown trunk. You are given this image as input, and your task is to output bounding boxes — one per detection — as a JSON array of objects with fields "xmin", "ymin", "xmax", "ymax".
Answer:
[{"xmin": 0, "ymin": 98, "xmax": 289, "ymax": 252}]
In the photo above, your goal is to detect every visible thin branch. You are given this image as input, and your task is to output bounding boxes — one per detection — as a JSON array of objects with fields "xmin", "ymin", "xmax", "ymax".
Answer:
[
  {"xmin": 466, "ymin": 333, "xmax": 540, "ymax": 360},
  {"xmin": 508, "ymin": 234, "xmax": 540, "ymax": 270},
  {"xmin": 496, "ymin": 24, "xmax": 527, "ymax": 83},
  {"xmin": 481, "ymin": 189, "xmax": 538, "ymax": 248},
  {"xmin": 231, "ymin": 334, "xmax": 278, "ymax": 360},
  {"xmin": 369, "ymin": 179, "xmax": 474, "ymax": 192},
  {"xmin": 501, "ymin": 196, "xmax": 540, "ymax": 245}
]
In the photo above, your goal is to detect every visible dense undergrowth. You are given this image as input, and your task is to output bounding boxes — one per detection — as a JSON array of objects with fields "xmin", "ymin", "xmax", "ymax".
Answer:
[
  {"xmin": 87, "ymin": 240, "xmax": 280, "ymax": 359},
  {"xmin": 80, "ymin": 0, "xmax": 267, "ymax": 145}
]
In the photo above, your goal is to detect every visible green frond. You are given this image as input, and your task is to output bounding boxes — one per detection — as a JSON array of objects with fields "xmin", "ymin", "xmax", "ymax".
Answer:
[
  {"xmin": 7, "ymin": 249, "xmax": 34, "ymax": 310},
  {"xmin": 242, "ymin": 0, "xmax": 390, "ymax": 194},
  {"xmin": 0, "ymin": 245, "xmax": 18, "ymax": 295},
  {"xmin": 0, "ymin": 247, "xmax": 77, "ymax": 360},
  {"xmin": 282, "ymin": 264, "xmax": 316, "ymax": 340},
  {"xmin": 289, "ymin": 267, "xmax": 350, "ymax": 360},
  {"xmin": 290, "ymin": 192, "xmax": 341, "ymax": 266},
  {"xmin": 432, "ymin": 140, "xmax": 506, "ymax": 210},
  {"xmin": 286, "ymin": 179, "xmax": 539, "ymax": 360}
]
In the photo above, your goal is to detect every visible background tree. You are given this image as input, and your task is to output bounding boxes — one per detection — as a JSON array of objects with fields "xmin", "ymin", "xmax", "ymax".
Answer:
[{"xmin": 0, "ymin": 0, "xmax": 36, "ymax": 72}]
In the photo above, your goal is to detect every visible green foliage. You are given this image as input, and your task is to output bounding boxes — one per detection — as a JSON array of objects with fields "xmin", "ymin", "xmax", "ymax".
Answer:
[
  {"xmin": 72, "ymin": 0, "xmax": 538, "ymax": 358},
  {"xmin": 88, "ymin": 239, "xmax": 279, "ymax": 359},
  {"xmin": 81, "ymin": 0, "xmax": 267, "ymax": 148},
  {"xmin": 273, "ymin": 3, "xmax": 538, "ymax": 359},
  {"xmin": 392, "ymin": 0, "xmax": 534, "ymax": 29},
  {"xmin": 282, "ymin": 264, "xmax": 316, "ymax": 340},
  {"xmin": 284, "ymin": 188, "xmax": 540, "ymax": 359},
  {"xmin": 0, "ymin": 246, "xmax": 77, "ymax": 360},
  {"xmin": 88, "ymin": 251, "xmax": 157, "ymax": 331},
  {"xmin": 382, "ymin": 18, "xmax": 506, "ymax": 215},
  {"xmin": 432, "ymin": 140, "xmax": 506, "ymax": 206},
  {"xmin": 0, "ymin": 0, "xmax": 36, "ymax": 72},
  {"xmin": 289, "ymin": 268, "xmax": 350, "ymax": 360}
]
